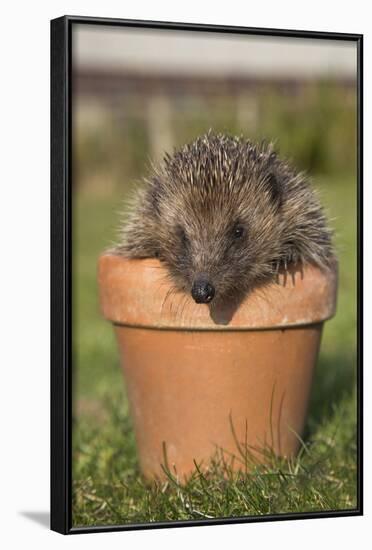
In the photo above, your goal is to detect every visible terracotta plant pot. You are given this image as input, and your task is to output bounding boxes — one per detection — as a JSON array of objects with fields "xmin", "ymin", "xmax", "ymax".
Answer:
[{"xmin": 98, "ymin": 254, "xmax": 338, "ymax": 480}]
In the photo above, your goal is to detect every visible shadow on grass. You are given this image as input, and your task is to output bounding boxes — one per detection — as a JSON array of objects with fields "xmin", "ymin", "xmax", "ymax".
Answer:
[{"xmin": 305, "ymin": 352, "xmax": 356, "ymax": 438}]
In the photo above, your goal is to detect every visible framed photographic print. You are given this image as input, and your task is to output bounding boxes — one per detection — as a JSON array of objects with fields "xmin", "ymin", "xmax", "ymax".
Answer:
[{"xmin": 51, "ymin": 15, "xmax": 363, "ymax": 534}]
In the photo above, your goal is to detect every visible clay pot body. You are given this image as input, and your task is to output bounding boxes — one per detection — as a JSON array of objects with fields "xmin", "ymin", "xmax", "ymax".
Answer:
[{"xmin": 98, "ymin": 255, "xmax": 337, "ymax": 480}]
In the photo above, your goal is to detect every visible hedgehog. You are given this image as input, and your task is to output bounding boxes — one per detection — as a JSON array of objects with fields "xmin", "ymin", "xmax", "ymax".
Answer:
[{"xmin": 114, "ymin": 132, "xmax": 334, "ymax": 305}]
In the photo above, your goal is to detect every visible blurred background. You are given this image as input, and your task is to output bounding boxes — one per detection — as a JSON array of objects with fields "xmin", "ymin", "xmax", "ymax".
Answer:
[
  {"xmin": 73, "ymin": 26, "xmax": 356, "ymax": 193},
  {"xmin": 72, "ymin": 24, "xmax": 358, "ymax": 525}
]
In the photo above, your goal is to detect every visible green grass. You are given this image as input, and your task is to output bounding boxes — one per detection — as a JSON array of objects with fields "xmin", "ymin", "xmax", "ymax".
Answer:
[{"xmin": 72, "ymin": 175, "xmax": 358, "ymax": 527}]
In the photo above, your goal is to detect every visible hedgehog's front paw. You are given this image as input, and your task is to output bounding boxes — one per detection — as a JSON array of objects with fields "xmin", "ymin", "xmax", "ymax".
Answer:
[{"xmin": 272, "ymin": 250, "xmax": 300, "ymax": 281}]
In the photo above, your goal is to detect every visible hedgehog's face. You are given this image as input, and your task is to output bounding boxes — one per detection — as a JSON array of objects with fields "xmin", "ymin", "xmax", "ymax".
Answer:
[
  {"xmin": 156, "ymin": 192, "xmax": 282, "ymax": 304},
  {"xmin": 181, "ymin": 221, "xmax": 249, "ymax": 304}
]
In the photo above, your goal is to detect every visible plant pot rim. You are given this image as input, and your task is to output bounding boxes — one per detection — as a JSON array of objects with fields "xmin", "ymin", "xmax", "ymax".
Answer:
[{"xmin": 98, "ymin": 254, "xmax": 338, "ymax": 331}]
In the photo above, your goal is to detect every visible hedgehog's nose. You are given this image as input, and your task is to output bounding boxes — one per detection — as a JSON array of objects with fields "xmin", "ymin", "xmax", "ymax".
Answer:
[{"xmin": 191, "ymin": 279, "xmax": 215, "ymax": 304}]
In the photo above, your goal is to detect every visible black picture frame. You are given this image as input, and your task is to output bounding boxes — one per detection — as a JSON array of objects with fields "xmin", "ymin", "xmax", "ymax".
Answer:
[{"xmin": 51, "ymin": 15, "xmax": 363, "ymax": 535}]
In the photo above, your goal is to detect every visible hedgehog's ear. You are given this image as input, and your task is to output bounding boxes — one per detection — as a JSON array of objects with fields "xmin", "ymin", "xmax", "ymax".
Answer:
[
  {"xmin": 265, "ymin": 173, "xmax": 282, "ymax": 208},
  {"xmin": 150, "ymin": 187, "xmax": 160, "ymax": 215},
  {"xmin": 148, "ymin": 176, "xmax": 162, "ymax": 215}
]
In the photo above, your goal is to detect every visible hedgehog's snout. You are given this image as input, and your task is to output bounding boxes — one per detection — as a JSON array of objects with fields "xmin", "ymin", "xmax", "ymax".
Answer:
[{"xmin": 191, "ymin": 277, "xmax": 215, "ymax": 304}]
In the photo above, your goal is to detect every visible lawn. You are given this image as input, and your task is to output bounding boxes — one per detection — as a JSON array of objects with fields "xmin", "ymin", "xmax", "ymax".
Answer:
[{"xmin": 71, "ymin": 175, "xmax": 358, "ymax": 527}]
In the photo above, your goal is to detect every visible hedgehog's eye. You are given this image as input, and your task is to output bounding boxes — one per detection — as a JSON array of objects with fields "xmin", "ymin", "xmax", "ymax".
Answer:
[{"xmin": 233, "ymin": 225, "xmax": 245, "ymax": 239}]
